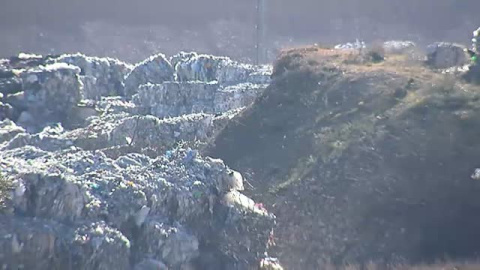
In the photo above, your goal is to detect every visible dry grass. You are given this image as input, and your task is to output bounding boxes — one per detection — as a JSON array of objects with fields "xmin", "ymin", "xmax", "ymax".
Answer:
[{"xmin": 277, "ymin": 45, "xmax": 434, "ymax": 81}]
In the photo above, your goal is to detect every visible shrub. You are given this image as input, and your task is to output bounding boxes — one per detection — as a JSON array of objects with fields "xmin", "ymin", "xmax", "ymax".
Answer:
[{"xmin": 366, "ymin": 44, "xmax": 386, "ymax": 63}]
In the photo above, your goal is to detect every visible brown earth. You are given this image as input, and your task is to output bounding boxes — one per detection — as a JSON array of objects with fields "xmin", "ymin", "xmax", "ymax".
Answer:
[{"xmin": 206, "ymin": 47, "xmax": 480, "ymax": 269}]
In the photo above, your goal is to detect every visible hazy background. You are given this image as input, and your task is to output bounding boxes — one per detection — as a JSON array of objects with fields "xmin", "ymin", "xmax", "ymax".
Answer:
[{"xmin": 1, "ymin": 0, "xmax": 479, "ymax": 63}]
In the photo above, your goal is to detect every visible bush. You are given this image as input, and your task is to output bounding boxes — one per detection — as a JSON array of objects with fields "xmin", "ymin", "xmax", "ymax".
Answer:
[{"xmin": 366, "ymin": 45, "xmax": 386, "ymax": 63}]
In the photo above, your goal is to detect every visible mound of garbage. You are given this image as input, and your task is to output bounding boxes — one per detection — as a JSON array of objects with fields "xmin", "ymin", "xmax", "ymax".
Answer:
[
  {"xmin": 382, "ymin": 40, "xmax": 416, "ymax": 54},
  {"xmin": 207, "ymin": 47, "xmax": 480, "ymax": 268},
  {"xmin": 0, "ymin": 51, "xmax": 277, "ymax": 269}
]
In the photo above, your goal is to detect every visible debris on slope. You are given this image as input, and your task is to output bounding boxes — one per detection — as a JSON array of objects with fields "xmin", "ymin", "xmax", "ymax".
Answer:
[
  {"xmin": 0, "ymin": 70, "xmax": 22, "ymax": 97},
  {"xmin": 214, "ymin": 83, "xmax": 265, "ymax": 113},
  {"xmin": 76, "ymin": 113, "xmax": 233, "ymax": 157},
  {"xmin": 0, "ymin": 101, "xmax": 14, "ymax": 121},
  {"xmin": 0, "ymin": 145, "xmax": 275, "ymax": 269},
  {"xmin": 20, "ymin": 63, "xmax": 82, "ymax": 113},
  {"xmin": 52, "ymin": 53, "xmax": 133, "ymax": 100},
  {"xmin": 383, "ymin": 40, "xmax": 416, "ymax": 54},
  {"xmin": 0, "ymin": 119, "xmax": 24, "ymax": 143},
  {"xmin": 0, "ymin": 50, "xmax": 277, "ymax": 269},
  {"xmin": 0, "ymin": 217, "xmax": 131, "ymax": 270},
  {"xmin": 215, "ymin": 58, "xmax": 256, "ymax": 85},
  {"xmin": 133, "ymin": 81, "xmax": 266, "ymax": 118},
  {"xmin": 1, "ymin": 51, "xmax": 270, "ymax": 129},
  {"xmin": 133, "ymin": 82, "xmax": 219, "ymax": 118},
  {"xmin": 124, "ymin": 53, "xmax": 174, "ymax": 98},
  {"xmin": 334, "ymin": 39, "xmax": 367, "ymax": 50},
  {"xmin": 173, "ymin": 52, "xmax": 230, "ymax": 83},
  {"xmin": 17, "ymin": 62, "xmax": 83, "ymax": 132},
  {"xmin": 0, "ymin": 57, "xmax": 85, "ymax": 131},
  {"xmin": 171, "ymin": 51, "xmax": 271, "ymax": 85},
  {"xmin": 247, "ymin": 65, "xmax": 273, "ymax": 85}
]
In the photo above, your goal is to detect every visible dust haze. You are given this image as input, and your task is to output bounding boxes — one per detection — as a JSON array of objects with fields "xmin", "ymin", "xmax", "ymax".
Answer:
[{"xmin": 1, "ymin": 0, "xmax": 479, "ymax": 62}]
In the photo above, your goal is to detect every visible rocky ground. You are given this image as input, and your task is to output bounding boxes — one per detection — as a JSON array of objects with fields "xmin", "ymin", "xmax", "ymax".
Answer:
[{"xmin": 0, "ymin": 51, "xmax": 277, "ymax": 270}]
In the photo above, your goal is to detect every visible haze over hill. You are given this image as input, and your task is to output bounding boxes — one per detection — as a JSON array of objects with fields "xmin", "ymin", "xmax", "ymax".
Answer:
[{"xmin": 1, "ymin": 0, "xmax": 480, "ymax": 62}]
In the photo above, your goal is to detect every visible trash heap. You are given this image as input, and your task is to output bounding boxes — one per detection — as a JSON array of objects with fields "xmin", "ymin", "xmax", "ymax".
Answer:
[
  {"xmin": 53, "ymin": 53, "xmax": 134, "ymax": 100},
  {"xmin": 0, "ymin": 146, "xmax": 275, "ymax": 269},
  {"xmin": 134, "ymin": 82, "xmax": 264, "ymax": 118},
  {"xmin": 124, "ymin": 54, "xmax": 175, "ymax": 99},
  {"xmin": 334, "ymin": 39, "xmax": 367, "ymax": 50},
  {"xmin": 130, "ymin": 52, "xmax": 270, "ymax": 119},
  {"xmin": 0, "ymin": 51, "xmax": 277, "ymax": 269},
  {"xmin": 21, "ymin": 63, "xmax": 82, "ymax": 116},
  {"xmin": 0, "ymin": 50, "xmax": 270, "ymax": 144},
  {"xmin": 382, "ymin": 40, "xmax": 416, "ymax": 54}
]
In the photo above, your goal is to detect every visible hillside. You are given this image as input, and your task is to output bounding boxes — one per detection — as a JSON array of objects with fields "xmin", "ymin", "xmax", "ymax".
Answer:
[{"xmin": 206, "ymin": 47, "xmax": 480, "ymax": 268}]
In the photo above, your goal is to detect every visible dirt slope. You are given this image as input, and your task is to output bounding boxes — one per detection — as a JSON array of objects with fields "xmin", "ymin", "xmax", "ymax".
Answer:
[{"xmin": 206, "ymin": 47, "xmax": 480, "ymax": 269}]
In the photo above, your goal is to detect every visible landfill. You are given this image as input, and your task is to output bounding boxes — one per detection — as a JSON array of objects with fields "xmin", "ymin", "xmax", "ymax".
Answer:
[
  {"xmin": 0, "ymin": 51, "xmax": 278, "ymax": 269},
  {"xmin": 382, "ymin": 40, "xmax": 416, "ymax": 54}
]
